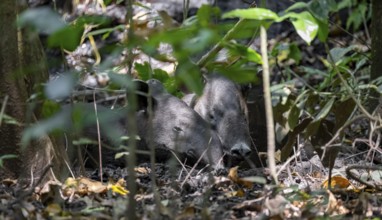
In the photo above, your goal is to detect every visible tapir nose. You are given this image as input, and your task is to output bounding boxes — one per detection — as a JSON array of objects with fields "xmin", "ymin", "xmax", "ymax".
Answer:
[{"xmin": 230, "ymin": 143, "xmax": 252, "ymax": 157}]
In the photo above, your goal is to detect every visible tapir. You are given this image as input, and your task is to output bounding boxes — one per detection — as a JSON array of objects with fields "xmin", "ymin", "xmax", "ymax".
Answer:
[
  {"xmin": 62, "ymin": 79, "xmax": 224, "ymax": 169},
  {"xmin": 182, "ymin": 74, "xmax": 252, "ymax": 164}
]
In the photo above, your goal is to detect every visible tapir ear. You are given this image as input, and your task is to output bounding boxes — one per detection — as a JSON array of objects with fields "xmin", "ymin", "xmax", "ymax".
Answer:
[
  {"xmin": 133, "ymin": 80, "xmax": 157, "ymax": 111},
  {"xmin": 240, "ymin": 83, "xmax": 252, "ymax": 100}
]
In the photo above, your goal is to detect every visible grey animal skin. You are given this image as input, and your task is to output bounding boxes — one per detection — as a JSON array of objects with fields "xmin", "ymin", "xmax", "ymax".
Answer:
[
  {"xmin": 137, "ymin": 79, "xmax": 224, "ymax": 168},
  {"xmin": 64, "ymin": 79, "xmax": 224, "ymax": 169},
  {"xmin": 182, "ymin": 74, "xmax": 252, "ymax": 164}
]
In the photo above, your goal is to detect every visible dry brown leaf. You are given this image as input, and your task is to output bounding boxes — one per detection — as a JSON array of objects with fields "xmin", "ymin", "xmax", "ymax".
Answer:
[
  {"xmin": 228, "ymin": 166, "xmax": 253, "ymax": 189},
  {"xmin": 62, "ymin": 177, "xmax": 108, "ymax": 197},
  {"xmin": 228, "ymin": 166, "xmax": 239, "ymax": 182},
  {"xmin": 322, "ymin": 176, "xmax": 350, "ymax": 189}
]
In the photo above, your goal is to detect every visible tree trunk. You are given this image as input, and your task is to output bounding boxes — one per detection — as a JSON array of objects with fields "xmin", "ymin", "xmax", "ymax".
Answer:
[
  {"xmin": 0, "ymin": 0, "xmax": 27, "ymax": 178},
  {"xmin": 370, "ymin": 0, "xmax": 382, "ymax": 112},
  {"xmin": 0, "ymin": 0, "xmax": 68, "ymax": 184}
]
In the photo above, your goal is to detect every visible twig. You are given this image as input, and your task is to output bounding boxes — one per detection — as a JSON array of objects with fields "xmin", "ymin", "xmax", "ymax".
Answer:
[
  {"xmin": 346, "ymin": 165, "xmax": 382, "ymax": 191},
  {"xmin": 93, "ymin": 91, "xmax": 103, "ymax": 182},
  {"xmin": 260, "ymin": 25, "xmax": 278, "ymax": 184}
]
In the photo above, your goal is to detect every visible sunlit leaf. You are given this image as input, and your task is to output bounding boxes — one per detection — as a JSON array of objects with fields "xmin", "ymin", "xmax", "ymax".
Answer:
[
  {"xmin": 109, "ymin": 185, "xmax": 129, "ymax": 196},
  {"xmin": 285, "ymin": 12, "xmax": 318, "ymax": 45},
  {"xmin": 223, "ymin": 8, "xmax": 279, "ymax": 21}
]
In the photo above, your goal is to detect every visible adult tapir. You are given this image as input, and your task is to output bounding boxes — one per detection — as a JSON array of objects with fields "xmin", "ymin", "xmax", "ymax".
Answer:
[
  {"xmin": 182, "ymin": 74, "xmax": 252, "ymax": 165},
  {"xmin": 63, "ymin": 79, "xmax": 224, "ymax": 169}
]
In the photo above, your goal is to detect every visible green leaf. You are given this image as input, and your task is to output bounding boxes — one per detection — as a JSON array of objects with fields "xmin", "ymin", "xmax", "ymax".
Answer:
[
  {"xmin": 176, "ymin": 63, "xmax": 203, "ymax": 95},
  {"xmin": 328, "ymin": 46, "xmax": 356, "ymax": 64},
  {"xmin": 135, "ymin": 62, "xmax": 152, "ymax": 81},
  {"xmin": 288, "ymin": 105, "xmax": 301, "ymax": 130},
  {"xmin": 197, "ymin": 5, "xmax": 221, "ymax": 27},
  {"xmin": 213, "ymin": 63, "xmax": 258, "ymax": 83},
  {"xmin": 334, "ymin": 98, "xmax": 355, "ymax": 132},
  {"xmin": 41, "ymin": 100, "xmax": 61, "ymax": 118},
  {"xmin": 222, "ymin": 8, "xmax": 279, "ymax": 21},
  {"xmin": 285, "ymin": 12, "xmax": 318, "ymax": 45},
  {"xmin": 48, "ymin": 25, "xmax": 83, "ymax": 51},
  {"xmin": 304, "ymin": 119, "xmax": 321, "ymax": 138},
  {"xmin": 223, "ymin": 42, "xmax": 262, "ymax": 64},
  {"xmin": 288, "ymin": 43, "xmax": 302, "ymax": 65},
  {"xmin": 18, "ymin": 7, "xmax": 66, "ymax": 34},
  {"xmin": 285, "ymin": 2, "xmax": 308, "ymax": 12},
  {"xmin": 153, "ymin": 69, "xmax": 170, "ymax": 82},
  {"xmin": 315, "ymin": 97, "xmax": 335, "ymax": 121},
  {"xmin": 315, "ymin": 18, "xmax": 329, "ymax": 42},
  {"xmin": 308, "ymin": 0, "xmax": 330, "ymax": 22},
  {"xmin": 281, "ymin": 118, "xmax": 312, "ymax": 161}
]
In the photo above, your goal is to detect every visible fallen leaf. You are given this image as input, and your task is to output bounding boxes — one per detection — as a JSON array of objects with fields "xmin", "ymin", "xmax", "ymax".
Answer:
[
  {"xmin": 109, "ymin": 185, "xmax": 129, "ymax": 196},
  {"xmin": 228, "ymin": 166, "xmax": 253, "ymax": 189},
  {"xmin": 322, "ymin": 176, "xmax": 350, "ymax": 189}
]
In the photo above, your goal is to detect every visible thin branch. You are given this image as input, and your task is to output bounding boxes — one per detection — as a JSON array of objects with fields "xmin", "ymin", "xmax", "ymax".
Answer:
[{"xmin": 260, "ymin": 25, "xmax": 278, "ymax": 184}]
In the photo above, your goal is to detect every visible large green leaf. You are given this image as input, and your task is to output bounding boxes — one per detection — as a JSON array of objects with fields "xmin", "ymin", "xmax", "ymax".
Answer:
[
  {"xmin": 222, "ymin": 8, "xmax": 279, "ymax": 21},
  {"xmin": 284, "ymin": 12, "xmax": 318, "ymax": 45}
]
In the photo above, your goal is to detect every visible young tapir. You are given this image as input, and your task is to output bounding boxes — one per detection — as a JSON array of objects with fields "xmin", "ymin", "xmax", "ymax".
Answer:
[
  {"xmin": 182, "ymin": 74, "xmax": 252, "ymax": 165},
  {"xmin": 64, "ymin": 79, "xmax": 224, "ymax": 169}
]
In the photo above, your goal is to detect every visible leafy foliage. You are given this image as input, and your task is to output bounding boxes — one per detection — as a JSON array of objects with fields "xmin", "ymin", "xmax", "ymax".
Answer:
[{"xmin": 18, "ymin": 0, "xmax": 373, "ymax": 171}]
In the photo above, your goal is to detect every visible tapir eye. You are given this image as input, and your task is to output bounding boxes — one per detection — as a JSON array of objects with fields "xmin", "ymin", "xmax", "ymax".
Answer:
[
  {"xmin": 173, "ymin": 126, "xmax": 183, "ymax": 133},
  {"xmin": 208, "ymin": 113, "xmax": 217, "ymax": 129}
]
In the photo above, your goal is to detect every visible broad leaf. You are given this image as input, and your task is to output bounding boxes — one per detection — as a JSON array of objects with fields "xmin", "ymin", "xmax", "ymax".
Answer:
[
  {"xmin": 222, "ymin": 8, "xmax": 279, "ymax": 21},
  {"xmin": 285, "ymin": 12, "xmax": 318, "ymax": 45}
]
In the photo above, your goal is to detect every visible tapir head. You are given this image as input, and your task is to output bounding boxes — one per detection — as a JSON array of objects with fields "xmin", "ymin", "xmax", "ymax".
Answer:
[
  {"xmin": 186, "ymin": 74, "xmax": 252, "ymax": 164},
  {"xmin": 135, "ymin": 79, "xmax": 225, "ymax": 169}
]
